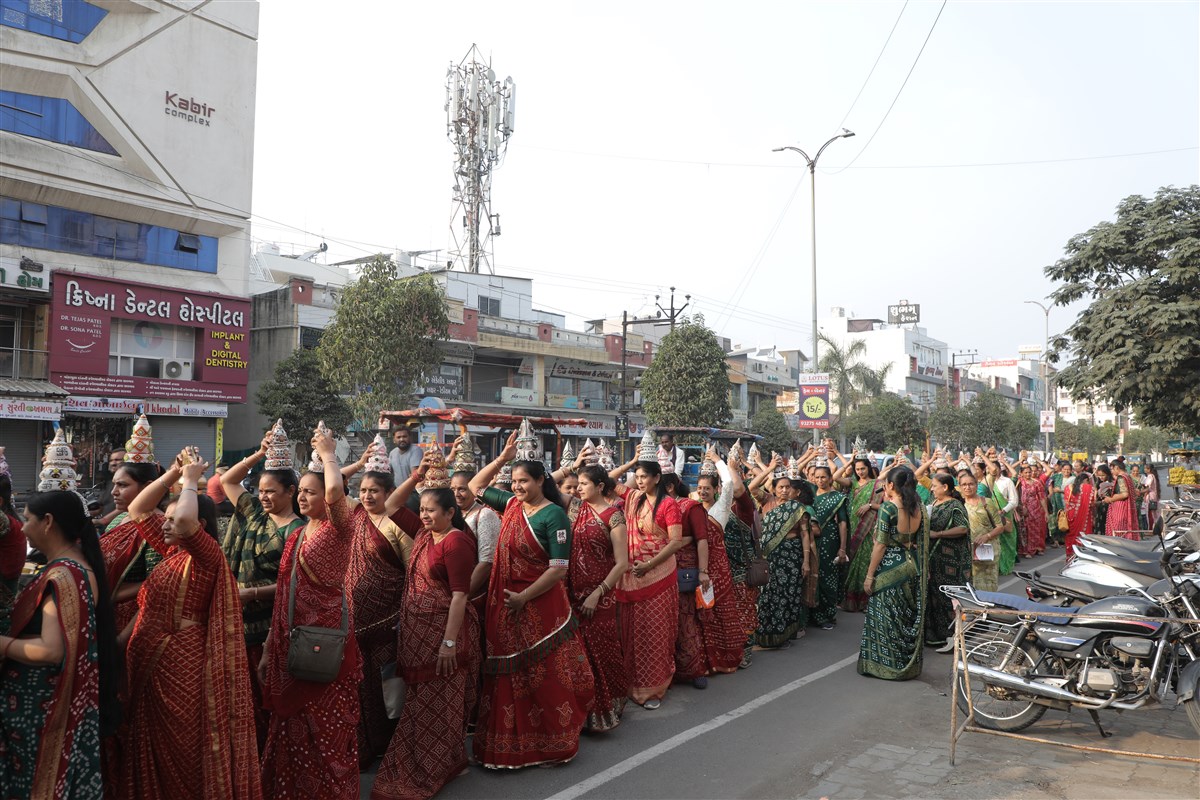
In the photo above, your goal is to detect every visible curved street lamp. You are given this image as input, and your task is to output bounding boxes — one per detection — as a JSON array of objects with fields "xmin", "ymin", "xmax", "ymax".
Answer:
[{"xmin": 775, "ymin": 129, "xmax": 855, "ymax": 443}]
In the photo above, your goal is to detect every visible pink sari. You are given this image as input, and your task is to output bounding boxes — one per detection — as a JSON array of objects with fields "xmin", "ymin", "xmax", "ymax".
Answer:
[{"xmin": 1105, "ymin": 474, "xmax": 1139, "ymax": 540}]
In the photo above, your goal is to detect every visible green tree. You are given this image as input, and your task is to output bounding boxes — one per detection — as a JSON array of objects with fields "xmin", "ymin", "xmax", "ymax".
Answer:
[
  {"xmin": 751, "ymin": 405, "xmax": 796, "ymax": 456},
  {"xmin": 929, "ymin": 394, "xmax": 969, "ymax": 451},
  {"xmin": 1124, "ymin": 426, "xmax": 1171, "ymax": 454},
  {"xmin": 818, "ymin": 332, "xmax": 892, "ymax": 417},
  {"xmin": 256, "ymin": 348, "xmax": 353, "ymax": 441},
  {"xmin": 1045, "ymin": 185, "xmax": 1200, "ymax": 432},
  {"xmin": 1054, "ymin": 418, "xmax": 1085, "ymax": 453},
  {"xmin": 1091, "ymin": 422, "xmax": 1120, "ymax": 454},
  {"xmin": 842, "ymin": 394, "xmax": 923, "ymax": 452},
  {"xmin": 1008, "ymin": 407, "xmax": 1040, "ymax": 449},
  {"xmin": 640, "ymin": 316, "xmax": 732, "ymax": 427},
  {"xmin": 963, "ymin": 391, "xmax": 1013, "ymax": 448},
  {"xmin": 317, "ymin": 256, "xmax": 450, "ymax": 429}
]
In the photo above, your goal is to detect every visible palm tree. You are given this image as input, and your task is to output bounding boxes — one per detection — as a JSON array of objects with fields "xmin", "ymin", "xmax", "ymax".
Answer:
[{"xmin": 818, "ymin": 333, "xmax": 892, "ymax": 448}]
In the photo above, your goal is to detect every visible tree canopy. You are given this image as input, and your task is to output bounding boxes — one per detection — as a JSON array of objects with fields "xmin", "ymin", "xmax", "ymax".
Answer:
[
  {"xmin": 1046, "ymin": 185, "xmax": 1200, "ymax": 432},
  {"xmin": 751, "ymin": 405, "xmax": 796, "ymax": 456},
  {"xmin": 640, "ymin": 315, "xmax": 732, "ymax": 427},
  {"xmin": 256, "ymin": 348, "xmax": 353, "ymax": 440},
  {"xmin": 841, "ymin": 394, "xmax": 922, "ymax": 452},
  {"xmin": 818, "ymin": 332, "xmax": 891, "ymax": 416},
  {"xmin": 929, "ymin": 390, "xmax": 1041, "ymax": 451},
  {"xmin": 316, "ymin": 256, "xmax": 450, "ymax": 428}
]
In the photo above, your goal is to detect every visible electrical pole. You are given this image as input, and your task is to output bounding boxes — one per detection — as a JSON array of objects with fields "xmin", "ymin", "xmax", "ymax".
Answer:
[
  {"xmin": 619, "ymin": 309, "xmax": 661, "ymax": 463},
  {"xmin": 655, "ymin": 287, "xmax": 690, "ymax": 332},
  {"xmin": 951, "ymin": 350, "xmax": 980, "ymax": 407}
]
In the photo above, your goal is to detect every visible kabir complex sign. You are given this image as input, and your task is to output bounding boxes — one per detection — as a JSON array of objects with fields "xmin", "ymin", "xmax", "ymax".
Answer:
[
  {"xmin": 164, "ymin": 91, "xmax": 216, "ymax": 127},
  {"xmin": 49, "ymin": 273, "xmax": 250, "ymax": 403}
]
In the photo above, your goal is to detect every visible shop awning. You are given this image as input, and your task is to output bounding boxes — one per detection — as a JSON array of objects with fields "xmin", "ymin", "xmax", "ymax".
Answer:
[
  {"xmin": 0, "ymin": 378, "xmax": 69, "ymax": 398},
  {"xmin": 380, "ymin": 407, "xmax": 587, "ymax": 431}
]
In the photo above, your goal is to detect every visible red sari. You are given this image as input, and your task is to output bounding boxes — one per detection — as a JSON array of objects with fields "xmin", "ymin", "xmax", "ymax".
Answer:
[
  {"xmin": 1064, "ymin": 479, "xmax": 1094, "ymax": 558},
  {"xmin": 119, "ymin": 517, "xmax": 261, "ymax": 799},
  {"xmin": 674, "ymin": 498, "xmax": 709, "ymax": 681},
  {"xmin": 1018, "ymin": 477, "xmax": 1048, "ymax": 557},
  {"xmin": 347, "ymin": 504, "xmax": 411, "ymax": 767},
  {"xmin": 691, "ymin": 500, "xmax": 745, "ymax": 674},
  {"xmin": 474, "ymin": 495, "xmax": 594, "ymax": 769},
  {"xmin": 101, "ymin": 514, "xmax": 160, "ymax": 636},
  {"xmin": 1105, "ymin": 474, "xmax": 1139, "ymax": 540},
  {"xmin": 261, "ymin": 497, "xmax": 361, "ymax": 799},
  {"xmin": 615, "ymin": 489, "xmax": 681, "ymax": 704},
  {"xmin": 566, "ymin": 499, "xmax": 628, "ymax": 731},
  {"xmin": 371, "ymin": 510, "xmax": 479, "ymax": 800}
]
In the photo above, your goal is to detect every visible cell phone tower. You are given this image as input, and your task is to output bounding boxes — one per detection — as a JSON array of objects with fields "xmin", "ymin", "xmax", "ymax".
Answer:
[{"xmin": 445, "ymin": 45, "xmax": 516, "ymax": 274}]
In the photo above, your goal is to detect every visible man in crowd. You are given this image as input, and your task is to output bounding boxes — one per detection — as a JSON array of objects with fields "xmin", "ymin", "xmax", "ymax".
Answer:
[
  {"xmin": 97, "ymin": 447, "xmax": 125, "ymax": 527},
  {"xmin": 389, "ymin": 425, "xmax": 424, "ymax": 482}
]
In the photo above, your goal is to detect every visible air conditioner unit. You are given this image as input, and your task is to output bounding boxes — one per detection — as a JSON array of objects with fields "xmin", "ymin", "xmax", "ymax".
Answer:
[{"xmin": 161, "ymin": 359, "xmax": 193, "ymax": 380}]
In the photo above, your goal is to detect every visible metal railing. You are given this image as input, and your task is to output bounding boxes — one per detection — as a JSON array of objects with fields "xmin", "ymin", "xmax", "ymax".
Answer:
[{"xmin": 0, "ymin": 347, "xmax": 49, "ymax": 380}]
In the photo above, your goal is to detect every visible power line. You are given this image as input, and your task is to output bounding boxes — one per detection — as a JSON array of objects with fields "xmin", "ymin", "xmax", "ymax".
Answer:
[
  {"xmin": 835, "ymin": 1, "xmax": 910, "ymax": 132},
  {"xmin": 825, "ymin": 0, "xmax": 949, "ymax": 175}
]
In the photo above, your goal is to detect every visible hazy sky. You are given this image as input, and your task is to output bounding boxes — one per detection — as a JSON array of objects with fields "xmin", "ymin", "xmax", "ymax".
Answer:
[{"xmin": 251, "ymin": 0, "xmax": 1198, "ymax": 361}]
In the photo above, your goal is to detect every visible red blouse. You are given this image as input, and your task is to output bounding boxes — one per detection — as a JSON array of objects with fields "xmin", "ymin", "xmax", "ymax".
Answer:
[{"xmin": 392, "ymin": 507, "xmax": 475, "ymax": 594}]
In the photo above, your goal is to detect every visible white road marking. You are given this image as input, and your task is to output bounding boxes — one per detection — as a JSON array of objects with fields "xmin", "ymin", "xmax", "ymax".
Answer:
[
  {"xmin": 547, "ymin": 552, "xmax": 1065, "ymax": 800},
  {"xmin": 544, "ymin": 652, "xmax": 859, "ymax": 800}
]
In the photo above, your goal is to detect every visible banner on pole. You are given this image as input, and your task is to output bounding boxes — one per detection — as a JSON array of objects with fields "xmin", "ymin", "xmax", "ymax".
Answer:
[
  {"xmin": 798, "ymin": 373, "xmax": 831, "ymax": 429},
  {"xmin": 1039, "ymin": 410, "xmax": 1055, "ymax": 433}
]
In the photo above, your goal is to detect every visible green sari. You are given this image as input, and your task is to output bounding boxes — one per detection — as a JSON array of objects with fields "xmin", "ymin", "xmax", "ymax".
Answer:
[
  {"xmin": 987, "ymin": 478, "xmax": 1018, "ymax": 575},
  {"xmin": 858, "ymin": 501, "xmax": 929, "ymax": 681},
  {"xmin": 925, "ymin": 499, "xmax": 970, "ymax": 647},
  {"xmin": 964, "ymin": 496, "xmax": 1004, "ymax": 592},
  {"xmin": 811, "ymin": 490, "xmax": 848, "ymax": 626},
  {"xmin": 755, "ymin": 499, "xmax": 811, "ymax": 648},
  {"xmin": 842, "ymin": 477, "xmax": 884, "ymax": 613}
]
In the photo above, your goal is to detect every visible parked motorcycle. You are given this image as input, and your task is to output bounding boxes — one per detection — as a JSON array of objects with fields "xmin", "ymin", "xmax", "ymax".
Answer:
[{"xmin": 944, "ymin": 546, "xmax": 1200, "ymax": 737}]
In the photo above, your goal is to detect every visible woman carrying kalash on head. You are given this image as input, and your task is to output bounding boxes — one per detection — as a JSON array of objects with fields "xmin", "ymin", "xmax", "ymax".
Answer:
[
  {"xmin": 469, "ymin": 423, "xmax": 594, "ymax": 768},
  {"xmin": 858, "ymin": 466, "xmax": 930, "ymax": 681}
]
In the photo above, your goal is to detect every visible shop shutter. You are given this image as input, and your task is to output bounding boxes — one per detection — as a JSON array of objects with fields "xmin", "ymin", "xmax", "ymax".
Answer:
[
  {"xmin": 147, "ymin": 416, "xmax": 217, "ymax": 467},
  {"xmin": 4, "ymin": 420, "xmax": 42, "ymax": 497}
]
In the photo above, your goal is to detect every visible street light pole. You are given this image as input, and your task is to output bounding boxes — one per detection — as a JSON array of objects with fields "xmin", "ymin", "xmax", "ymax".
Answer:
[
  {"xmin": 1025, "ymin": 300, "xmax": 1052, "ymax": 455},
  {"xmin": 775, "ymin": 129, "xmax": 855, "ymax": 445}
]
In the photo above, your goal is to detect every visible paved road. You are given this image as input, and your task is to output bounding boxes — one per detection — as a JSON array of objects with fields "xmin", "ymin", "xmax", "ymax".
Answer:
[{"xmin": 361, "ymin": 550, "xmax": 1199, "ymax": 799}]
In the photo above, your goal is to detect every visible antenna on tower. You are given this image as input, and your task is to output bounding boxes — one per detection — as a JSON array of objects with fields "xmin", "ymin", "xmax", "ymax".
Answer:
[{"xmin": 445, "ymin": 44, "xmax": 516, "ymax": 274}]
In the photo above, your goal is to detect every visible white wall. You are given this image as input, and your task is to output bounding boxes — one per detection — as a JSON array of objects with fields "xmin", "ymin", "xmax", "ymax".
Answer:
[{"xmin": 0, "ymin": 0, "xmax": 259, "ymax": 296}]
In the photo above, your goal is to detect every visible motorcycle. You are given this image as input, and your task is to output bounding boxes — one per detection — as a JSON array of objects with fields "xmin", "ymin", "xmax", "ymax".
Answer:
[
  {"xmin": 1058, "ymin": 523, "xmax": 1200, "ymax": 591},
  {"xmin": 944, "ymin": 547, "xmax": 1200, "ymax": 737}
]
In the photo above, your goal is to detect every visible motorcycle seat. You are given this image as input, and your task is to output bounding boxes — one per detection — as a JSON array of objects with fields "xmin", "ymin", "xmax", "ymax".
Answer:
[
  {"xmin": 1032, "ymin": 571, "xmax": 1111, "ymax": 601},
  {"xmin": 973, "ymin": 591, "xmax": 1072, "ymax": 625}
]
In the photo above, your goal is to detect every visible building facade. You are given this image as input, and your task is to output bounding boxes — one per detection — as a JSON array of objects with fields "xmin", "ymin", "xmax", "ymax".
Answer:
[
  {"xmin": 1, "ymin": 0, "xmax": 258, "ymax": 491},
  {"xmin": 818, "ymin": 306, "xmax": 949, "ymax": 417}
]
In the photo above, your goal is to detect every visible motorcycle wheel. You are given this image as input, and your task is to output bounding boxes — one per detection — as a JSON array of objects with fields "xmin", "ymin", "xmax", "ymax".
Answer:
[
  {"xmin": 1186, "ymin": 682, "xmax": 1200, "ymax": 738},
  {"xmin": 955, "ymin": 637, "xmax": 1047, "ymax": 733}
]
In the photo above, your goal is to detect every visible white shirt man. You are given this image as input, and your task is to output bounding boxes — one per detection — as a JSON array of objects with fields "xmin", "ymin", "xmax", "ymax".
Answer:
[{"xmin": 389, "ymin": 428, "xmax": 424, "ymax": 482}]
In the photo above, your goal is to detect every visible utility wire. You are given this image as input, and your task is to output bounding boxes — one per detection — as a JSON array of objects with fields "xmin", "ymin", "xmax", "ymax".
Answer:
[
  {"xmin": 835, "ymin": 1, "xmax": 910, "ymax": 132},
  {"xmin": 825, "ymin": 0, "xmax": 949, "ymax": 175}
]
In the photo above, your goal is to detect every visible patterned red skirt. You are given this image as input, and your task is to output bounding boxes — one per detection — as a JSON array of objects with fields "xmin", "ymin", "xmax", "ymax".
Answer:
[
  {"xmin": 619, "ymin": 583, "xmax": 678, "ymax": 703},
  {"xmin": 473, "ymin": 636, "xmax": 594, "ymax": 768}
]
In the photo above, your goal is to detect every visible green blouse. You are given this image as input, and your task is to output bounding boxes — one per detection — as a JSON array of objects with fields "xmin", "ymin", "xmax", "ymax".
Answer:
[{"xmin": 481, "ymin": 487, "xmax": 572, "ymax": 563}]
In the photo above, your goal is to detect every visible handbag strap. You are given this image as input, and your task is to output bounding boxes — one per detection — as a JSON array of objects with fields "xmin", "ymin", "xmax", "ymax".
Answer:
[{"xmin": 287, "ymin": 524, "xmax": 349, "ymax": 635}]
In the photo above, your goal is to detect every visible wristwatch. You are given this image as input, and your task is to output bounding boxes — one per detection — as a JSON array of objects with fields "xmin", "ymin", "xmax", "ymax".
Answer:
[{"xmin": 442, "ymin": 639, "xmax": 456, "ymax": 649}]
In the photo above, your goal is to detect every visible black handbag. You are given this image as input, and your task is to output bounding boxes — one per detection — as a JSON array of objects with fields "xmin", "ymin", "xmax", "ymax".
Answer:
[
  {"xmin": 677, "ymin": 567, "xmax": 700, "ymax": 592},
  {"xmin": 285, "ymin": 527, "xmax": 349, "ymax": 684},
  {"xmin": 746, "ymin": 505, "xmax": 770, "ymax": 588}
]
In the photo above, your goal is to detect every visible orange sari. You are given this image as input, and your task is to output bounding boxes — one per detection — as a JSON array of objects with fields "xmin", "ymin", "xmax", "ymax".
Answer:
[{"xmin": 119, "ymin": 518, "xmax": 261, "ymax": 799}]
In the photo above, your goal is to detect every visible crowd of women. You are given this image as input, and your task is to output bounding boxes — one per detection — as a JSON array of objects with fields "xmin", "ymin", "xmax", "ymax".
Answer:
[{"xmin": 0, "ymin": 418, "xmax": 1158, "ymax": 800}]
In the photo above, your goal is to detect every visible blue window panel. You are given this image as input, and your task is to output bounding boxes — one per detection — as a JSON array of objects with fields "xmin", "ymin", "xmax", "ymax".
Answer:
[
  {"xmin": 0, "ymin": 90, "xmax": 118, "ymax": 155},
  {"xmin": 0, "ymin": 195, "xmax": 218, "ymax": 274},
  {"xmin": 0, "ymin": 0, "xmax": 108, "ymax": 44}
]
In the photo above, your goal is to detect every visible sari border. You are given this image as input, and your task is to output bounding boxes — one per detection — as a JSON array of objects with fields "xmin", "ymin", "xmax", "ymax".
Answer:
[
  {"xmin": 483, "ymin": 612, "xmax": 578, "ymax": 675},
  {"xmin": 29, "ymin": 564, "xmax": 82, "ymax": 799}
]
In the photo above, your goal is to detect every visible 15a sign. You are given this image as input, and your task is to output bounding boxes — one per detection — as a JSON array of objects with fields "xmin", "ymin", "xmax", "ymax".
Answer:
[
  {"xmin": 798, "ymin": 373, "xmax": 831, "ymax": 429},
  {"xmin": 888, "ymin": 302, "xmax": 920, "ymax": 325}
]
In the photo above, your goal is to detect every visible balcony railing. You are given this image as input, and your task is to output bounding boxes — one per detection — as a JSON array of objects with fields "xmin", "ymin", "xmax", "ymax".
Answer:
[{"xmin": 0, "ymin": 347, "xmax": 49, "ymax": 381}]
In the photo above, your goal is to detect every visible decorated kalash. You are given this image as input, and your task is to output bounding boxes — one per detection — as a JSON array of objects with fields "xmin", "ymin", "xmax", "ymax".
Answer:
[
  {"xmin": 515, "ymin": 417, "xmax": 541, "ymax": 464},
  {"xmin": 307, "ymin": 420, "xmax": 334, "ymax": 473},
  {"xmin": 264, "ymin": 419, "xmax": 295, "ymax": 473},
  {"xmin": 451, "ymin": 432, "xmax": 481, "ymax": 475},
  {"xmin": 125, "ymin": 413, "xmax": 155, "ymax": 465},
  {"xmin": 38, "ymin": 429, "xmax": 84, "ymax": 500},
  {"xmin": 419, "ymin": 441, "xmax": 452, "ymax": 491}
]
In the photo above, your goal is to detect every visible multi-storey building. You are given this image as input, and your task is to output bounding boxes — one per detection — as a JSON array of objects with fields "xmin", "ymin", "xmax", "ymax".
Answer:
[
  {"xmin": 233, "ymin": 250, "xmax": 655, "ymax": 462},
  {"xmin": 1, "ymin": 0, "xmax": 259, "ymax": 492}
]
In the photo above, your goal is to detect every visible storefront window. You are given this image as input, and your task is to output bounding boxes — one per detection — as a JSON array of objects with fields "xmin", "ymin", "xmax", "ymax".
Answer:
[
  {"xmin": 578, "ymin": 379, "xmax": 605, "ymax": 409},
  {"xmin": 548, "ymin": 376, "xmax": 573, "ymax": 396},
  {"xmin": 62, "ymin": 415, "xmax": 132, "ymax": 488}
]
